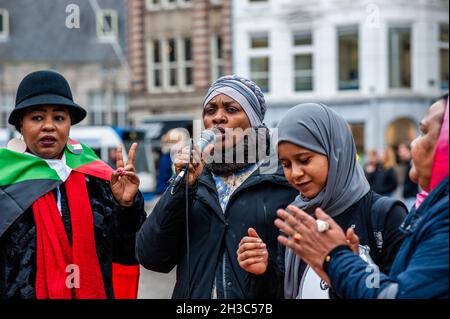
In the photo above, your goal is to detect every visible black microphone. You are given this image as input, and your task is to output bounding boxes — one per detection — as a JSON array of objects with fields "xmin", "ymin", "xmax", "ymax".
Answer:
[{"xmin": 171, "ymin": 129, "xmax": 216, "ymax": 188}]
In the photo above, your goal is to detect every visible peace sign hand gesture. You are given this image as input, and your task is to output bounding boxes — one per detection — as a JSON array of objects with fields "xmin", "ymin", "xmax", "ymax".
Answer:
[{"xmin": 111, "ymin": 143, "xmax": 140, "ymax": 207}]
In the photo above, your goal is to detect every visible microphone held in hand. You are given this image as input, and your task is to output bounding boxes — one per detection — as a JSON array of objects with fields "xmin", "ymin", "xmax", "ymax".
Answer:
[{"xmin": 172, "ymin": 129, "xmax": 216, "ymax": 188}]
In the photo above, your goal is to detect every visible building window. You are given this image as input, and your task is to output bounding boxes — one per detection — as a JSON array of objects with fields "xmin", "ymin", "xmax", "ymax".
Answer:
[
  {"xmin": 211, "ymin": 35, "xmax": 224, "ymax": 81},
  {"xmin": 249, "ymin": 32, "xmax": 270, "ymax": 92},
  {"xmin": 294, "ymin": 54, "xmax": 313, "ymax": 91},
  {"xmin": 349, "ymin": 123, "xmax": 365, "ymax": 161},
  {"xmin": 250, "ymin": 57, "xmax": 270, "ymax": 93},
  {"xmin": 338, "ymin": 26, "xmax": 359, "ymax": 90},
  {"xmin": 147, "ymin": 0, "xmax": 192, "ymax": 10},
  {"xmin": 293, "ymin": 31, "xmax": 312, "ymax": 46},
  {"xmin": 88, "ymin": 92, "xmax": 107, "ymax": 125},
  {"xmin": 147, "ymin": 39, "xmax": 163, "ymax": 91},
  {"xmin": 0, "ymin": 9, "xmax": 9, "ymax": 39},
  {"xmin": 250, "ymin": 33, "xmax": 269, "ymax": 49},
  {"xmin": 249, "ymin": 0, "xmax": 268, "ymax": 2},
  {"xmin": 146, "ymin": 0, "xmax": 161, "ymax": 10},
  {"xmin": 166, "ymin": 0, "xmax": 177, "ymax": 8},
  {"xmin": 112, "ymin": 93, "xmax": 128, "ymax": 127},
  {"xmin": 389, "ymin": 27, "xmax": 411, "ymax": 89},
  {"xmin": 439, "ymin": 24, "xmax": 449, "ymax": 90},
  {"xmin": 166, "ymin": 38, "xmax": 178, "ymax": 88},
  {"xmin": 97, "ymin": 10, "xmax": 118, "ymax": 40},
  {"xmin": 292, "ymin": 30, "xmax": 313, "ymax": 92},
  {"xmin": 153, "ymin": 40, "xmax": 162, "ymax": 88},
  {"xmin": 0, "ymin": 93, "xmax": 13, "ymax": 128},
  {"xmin": 147, "ymin": 37, "xmax": 193, "ymax": 92},
  {"xmin": 182, "ymin": 37, "xmax": 193, "ymax": 88}
]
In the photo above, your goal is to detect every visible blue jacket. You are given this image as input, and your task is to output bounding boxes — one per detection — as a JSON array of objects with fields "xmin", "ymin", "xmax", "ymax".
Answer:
[{"xmin": 328, "ymin": 177, "xmax": 449, "ymax": 299}]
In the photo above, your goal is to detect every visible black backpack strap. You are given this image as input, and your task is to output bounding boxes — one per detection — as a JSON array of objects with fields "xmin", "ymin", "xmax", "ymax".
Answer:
[{"xmin": 368, "ymin": 195, "xmax": 407, "ymax": 266}]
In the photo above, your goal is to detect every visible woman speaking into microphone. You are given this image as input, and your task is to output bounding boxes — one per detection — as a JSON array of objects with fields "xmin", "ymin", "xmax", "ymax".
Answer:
[{"xmin": 136, "ymin": 75, "xmax": 297, "ymax": 299}]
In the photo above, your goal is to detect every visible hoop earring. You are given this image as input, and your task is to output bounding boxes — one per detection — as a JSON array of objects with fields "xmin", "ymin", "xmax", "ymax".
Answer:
[{"xmin": 7, "ymin": 134, "xmax": 27, "ymax": 154}]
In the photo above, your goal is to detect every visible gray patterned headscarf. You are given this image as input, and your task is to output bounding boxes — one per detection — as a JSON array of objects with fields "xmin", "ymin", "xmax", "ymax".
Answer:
[
  {"xmin": 203, "ymin": 75, "xmax": 267, "ymax": 127},
  {"xmin": 277, "ymin": 103, "xmax": 370, "ymax": 299}
]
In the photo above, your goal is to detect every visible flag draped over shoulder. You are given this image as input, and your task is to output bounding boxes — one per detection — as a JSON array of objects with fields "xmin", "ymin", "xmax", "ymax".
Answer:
[
  {"xmin": 0, "ymin": 140, "xmax": 139, "ymax": 299},
  {"xmin": 0, "ymin": 139, "xmax": 112, "ymax": 237}
]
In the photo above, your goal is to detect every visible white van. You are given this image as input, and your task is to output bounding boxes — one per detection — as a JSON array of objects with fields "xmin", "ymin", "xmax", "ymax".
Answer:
[
  {"xmin": 70, "ymin": 126, "xmax": 156, "ymax": 195},
  {"xmin": 0, "ymin": 129, "xmax": 20, "ymax": 148},
  {"xmin": 0, "ymin": 129, "xmax": 9, "ymax": 148},
  {"xmin": 70, "ymin": 126, "xmax": 127, "ymax": 162}
]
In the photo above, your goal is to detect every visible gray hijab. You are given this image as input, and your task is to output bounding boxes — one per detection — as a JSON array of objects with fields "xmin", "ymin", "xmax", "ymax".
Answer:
[{"xmin": 277, "ymin": 103, "xmax": 370, "ymax": 299}]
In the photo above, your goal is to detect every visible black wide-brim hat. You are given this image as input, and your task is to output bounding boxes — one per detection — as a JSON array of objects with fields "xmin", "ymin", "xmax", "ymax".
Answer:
[{"xmin": 8, "ymin": 70, "xmax": 87, "ymax": 131}]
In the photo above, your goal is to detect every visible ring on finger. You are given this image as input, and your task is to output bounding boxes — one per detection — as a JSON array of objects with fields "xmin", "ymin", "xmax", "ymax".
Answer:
[
  {"xmin": 293, "ymin": 232, "xmax": 301, "ymax": 241},
  {"xmin": 316, "ymin": 220, "xmax": 330, "ymax": 232}
]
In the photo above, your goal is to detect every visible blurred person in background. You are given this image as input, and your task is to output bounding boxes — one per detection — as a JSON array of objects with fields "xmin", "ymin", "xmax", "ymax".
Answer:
[
  {"xmin": 366, "ymin": 148, "xmax": 398, "ymax": 197},
  {"xmin": 107, "ymin": 148, "xmax": 117, "ymax": 169},
  {"xmin": 155, "ymin": 128, "xmax": 189, "ymax": 195},
  {"xmin": 364, "ymin": 149, "xmax": 378, "ymax": 175},
  {"xmin": 398, "ymin": 142, "xmax": 419, "ymax": 209}
]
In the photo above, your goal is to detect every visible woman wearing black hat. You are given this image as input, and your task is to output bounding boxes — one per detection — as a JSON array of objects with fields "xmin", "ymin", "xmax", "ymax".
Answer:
[{"xmin": 0, "ymin": 70, "xmax": 146, "ymax": 299}]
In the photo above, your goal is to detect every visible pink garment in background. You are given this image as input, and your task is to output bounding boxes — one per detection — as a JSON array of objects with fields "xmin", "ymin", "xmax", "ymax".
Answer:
[{"xmin": 415, "ymin": 98, "xmax": 449, "ymax": 209}]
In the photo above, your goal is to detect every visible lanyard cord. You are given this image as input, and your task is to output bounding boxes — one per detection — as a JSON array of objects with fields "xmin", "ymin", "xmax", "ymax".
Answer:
[
  {"xmin": 168, "ymin": 139, "xmax": 193, "ymax": 298},
  {"xmin": 185, "ymin": 140, "xmax": 192, "ymax": 298}
]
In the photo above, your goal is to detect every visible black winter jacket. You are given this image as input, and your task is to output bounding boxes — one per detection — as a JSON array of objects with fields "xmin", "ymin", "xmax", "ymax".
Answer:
[
  {"xmin": 0, "ymin": 176, "xmax": 146, "ymax": 299},
  {"xmin": 366, "ymin": 164, "xmax": 398, "ymax": 196},
  {"xmin": 136, "ymin": 163, "xmax": 298, "ymax": 299}
]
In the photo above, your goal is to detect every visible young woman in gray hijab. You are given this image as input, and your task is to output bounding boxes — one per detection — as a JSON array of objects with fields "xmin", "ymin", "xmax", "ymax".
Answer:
[{"xmin": 237, "ymin": 103, "xmax": 408, "ymax": 299}]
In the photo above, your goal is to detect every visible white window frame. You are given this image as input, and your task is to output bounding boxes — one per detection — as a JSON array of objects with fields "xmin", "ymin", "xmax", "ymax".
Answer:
[
  {"xmin": 439, "ymin": 23, "xmax": 449, "ymax": 90},
  {"xmin": 249, "ymin": 32, "xmax": 270, "ymax": 50},
  {"xmin": 96, "ymin": 9, "xmax": 119, "ymax": 41},
  {"xmin": 147, "ymin": 0, "xmax": 191, "ymax": 10},
  {"xmin": 146, "ymin": 39, "xmax": 163, "ymax": 93},
  {"xmin": 146, "ymin": 0, "xmax": 162, "ymax": 11},
  {"xmin": 337, "ymin": 25, "xmax": 359, "ymax": 91},
  {"xmin": 180, "ymin": 37, "xmax": 194, "ymax": 92},
  {"xmin": 112, "ymin": 93, "xmax": 128, "ymax": 127},
  {"xmin": 147, "ymin": 37, "xmax": 194, "ymax": 93},
  {"xmin": 293, "ymin": 54, "xmax": 314, "ymax": 92},
  {"xmin": 164, "ymin": 0, "xmax": 177, "ymax": 10},
  {"xmin": 388, "ymin": 24, "xmax": 412, "ymax": 90},
  {"xmin": 249, "ymin": 55, "xmax": 270, "ymax": 93},
  {"xmin": 165, "ymin": 38, "xmax": 178, "ymax": 92},
  {"xmin": 88, "ymin": 92, "xmax": 107, "ymax": 126},
  {"xmin": 210, "ymin": 35, "xmax": 224, "ymax": 82},
  {"xmin": 178, "ymin": 0, "xmax": 193, "ymax": 9},
  {"xmin": 0, "ymin": 9, "xmax": 9, "ymax": 40},
  {"xmin": 0, "ymin": 93, "xmax": 13, "ymax": 128},
  {"xmin": 292, "ymin": 30, "xmax": 313, "ymax": 47},
  {"xmin": 248, "ymin": 31, "xmax": 271, "ymax": 93},
  {"xmin": 292, "ymin": 30, "xmax": 314, "ymax": 93},
  {"xmin": 248, "ymin": 0, "xmax": 269, "ymax": 4}
]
